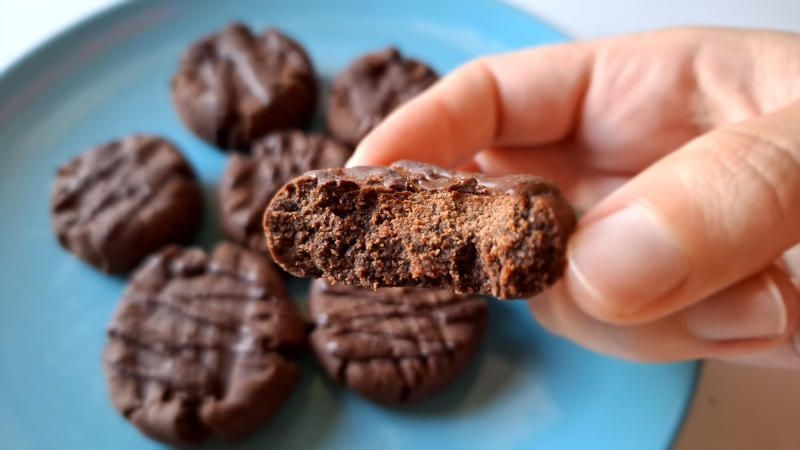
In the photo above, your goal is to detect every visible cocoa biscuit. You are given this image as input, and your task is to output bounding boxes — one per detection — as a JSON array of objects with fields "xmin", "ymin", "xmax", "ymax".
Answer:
[
  {"xmin": 309, "ymin": 279, "xmax": 487, "ymax": 404},
  {"xmin": 219, "ymin": 130, "xmax": 351, "ymax": 254},
  {"xmin": 103, "ymin": 243, "xmax": 306, "ymax": 446},
  {"xmin": 327, "ymin": 47, "xmax": 438, "ymax": 146},
  {"xmin": 171, "ymin": 23, "xmax": 317, "ymax": 151},
  {"xmin": 265, "ymin": 160, "xmax": 576, "ymax": 299},
  {"xmin": 50, "ymin": 135, "xmax": 203, "ymax": 274}
]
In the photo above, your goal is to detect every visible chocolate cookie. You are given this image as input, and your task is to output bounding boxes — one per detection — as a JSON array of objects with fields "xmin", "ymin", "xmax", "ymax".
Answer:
[
  {"xmin": 103, "ymin": 243, "xmax": 306, "ymax": 446},
  {"xmin": 51, "ymin": 135, "xmax": 203, "ymax": 274},
  {"xmin": 327, "ymin": 47, "xmax": 438, "ymax": 146},
  {"xmin": 171, "ymin": 23, "xmax": 317, "ymax": 151},
  {"xmin": 309, "ymin": 280, "xmax": 487, "ymax": 404},
  {"xmin": 265, "ymin": 161, "xmax": 576, "ymax": 299},
  {"xmin": 219, "ymin": 130, "xmax": 351, "ymax": 254}
]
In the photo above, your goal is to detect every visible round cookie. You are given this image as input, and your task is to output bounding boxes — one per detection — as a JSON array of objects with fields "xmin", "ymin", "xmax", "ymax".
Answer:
[
  {"xmin": 103, "ymin": 243, "xmax": 306, "ymax": 446},
  {"xmin": 309, "ymin": 279, "xmax": 487, "ymax": 404},
  {"xmin": 50, "ymin": 135, "xmax": 203, "ymax": 274},
  {"xmin": 171, "ymin": 23, "xmax": 317, "ymax": 151},
  {"xmin": 327, "ymin": 47, "xmax": 438, "ymax": 146},
  {"xmin": 219, "ymin": 130, "xmax": 351, "ymax": 254}
]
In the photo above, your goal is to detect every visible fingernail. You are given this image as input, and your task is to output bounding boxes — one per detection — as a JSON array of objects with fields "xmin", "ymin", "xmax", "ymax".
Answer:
[
  {"xmin": 687, "ymin": 272, "xmax": 787, "ymax": 341},
  {"xmin": 568, "ymin": 204, "xmax": 689, "ymax": 316},
  {"xmin": 345, "ymin": 147, "xmax": 367, "ymax": 168},
  {"xmin": 344, "ymin": 156, "xmax": 360, "ymax": 168}
]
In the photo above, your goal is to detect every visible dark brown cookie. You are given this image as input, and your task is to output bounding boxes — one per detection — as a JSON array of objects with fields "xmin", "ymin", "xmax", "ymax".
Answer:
[
  {"xmin": 50, "ymin": 135, "xmax": 203, "ymax": 274},
  {"xmin": 103, "ymin": 243, "xmax": 306, "ymax": 446},
  {"xmin": 327, "ymin": 47, "xmax": 438, "ymax": 146},
  {"xmin": 265, "ymin": 160, "xmax": 576, "ymax": 299},
  {"xmin": 171, "ymin": 23, "xmax": 317, "ymax": 151},
  {"xmin": 219, "ymin": 130, "xmax": 351, "ymax": 255},
  {"xmin": 309, "ymin": 279, "xmax": 487, "ymax": 404}
]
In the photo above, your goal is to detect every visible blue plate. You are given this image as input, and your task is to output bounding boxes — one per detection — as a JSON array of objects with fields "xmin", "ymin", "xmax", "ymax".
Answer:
[{"xmin": 0, "ymin": 1, "xmax": 698, "ymax": 449}]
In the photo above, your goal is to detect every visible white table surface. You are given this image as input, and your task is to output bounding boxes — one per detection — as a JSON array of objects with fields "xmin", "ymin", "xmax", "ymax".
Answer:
[{"xmin": 2, "ymin": 1, "xmax": 799, "ymax": 449}]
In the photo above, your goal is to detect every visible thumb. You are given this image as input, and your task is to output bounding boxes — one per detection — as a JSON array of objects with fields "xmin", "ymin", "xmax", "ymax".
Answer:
[{"xmin": 564, "ymin": 100, "xmax": 800, "ymax": 324}]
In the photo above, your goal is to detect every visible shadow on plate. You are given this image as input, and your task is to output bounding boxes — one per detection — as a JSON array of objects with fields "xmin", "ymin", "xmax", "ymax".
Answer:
[
  {"xmin": 392, "ymin": 298, "xmax": 532, "ymax": 417},
  {"xmin": 307, "ymin": 76, "xmax": 332, "ymax": 135},
  {"xmin": 195, "ymin": 182, "xmax": 222, "ymax": 251},
  {"xmin": 202, "ymin": 356, "xmax": 342, "ymax": 450}
]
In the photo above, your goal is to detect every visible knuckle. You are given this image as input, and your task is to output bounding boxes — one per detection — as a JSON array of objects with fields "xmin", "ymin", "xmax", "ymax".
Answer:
[
  {"xmin": 725, "ymin": 127, "xmax": 798, "ymax": 218},
  {"xmin": 683, "ymin": 126, "xmax": 800, "ymax": 234}
]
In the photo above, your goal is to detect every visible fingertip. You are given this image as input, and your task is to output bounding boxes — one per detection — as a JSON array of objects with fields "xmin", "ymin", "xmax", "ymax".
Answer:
[
  {"xmin": 343, "ymin": 102, "xmax": 429, "ymax": 168},
  {"xmin": 765, "ymin": 265, "xmax": 800, "ymax": 339},
  {"xmin": 346, "ymin": 55, "xmax": 508, "ymax": 170},
  {"xmin": 345, "ymin": 124, "xmax": 395, "ymax": 167},
  {"xmin": 564, "ymin": 204, "xmax": 690, "ymax": 325},
  {"xmin": 564, "ymin": 257, "xmax": 635, "ymax": 325}
]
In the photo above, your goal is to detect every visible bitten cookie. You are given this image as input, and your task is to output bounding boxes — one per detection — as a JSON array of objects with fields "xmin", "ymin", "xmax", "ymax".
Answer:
[
  {"xmin": 171, "ymin": 23, "xmax": 317, "ymax": 151},
  {"xmin": 309, "ymin": 279, "xmax": 487, "ymax": 404},
  {"xmin": 265, "ymin": 160, "xmax": 576, "ymax": 299},
  {"xmin": 219, "ymin": 130, "xmax": 351, "ymax": 254},
  {"xmin": 327, "ymin": 47, "xmax": 438, "ymax": 146},
  {"xmin": 103, "ymin": 243, "xmax": 306, "ymax": 446},
  {"xmin": 50, "ymin": 135, "xmax": 203, "ymax": 274}
]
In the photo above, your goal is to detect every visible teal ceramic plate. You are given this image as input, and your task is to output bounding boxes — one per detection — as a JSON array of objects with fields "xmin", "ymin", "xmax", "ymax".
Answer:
[{"xmin": 0, "ymin": 1, "xmax": 698, "ymax": 449}]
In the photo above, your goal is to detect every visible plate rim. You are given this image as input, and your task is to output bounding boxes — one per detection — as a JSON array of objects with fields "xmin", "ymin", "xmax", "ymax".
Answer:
[
  {"xmin": 0, "ymin": 0, "xmax": 133, "ymax": 81},
  {"xmin": 670, "ymin": 361, "xmax": 703, "ymax": 448}
]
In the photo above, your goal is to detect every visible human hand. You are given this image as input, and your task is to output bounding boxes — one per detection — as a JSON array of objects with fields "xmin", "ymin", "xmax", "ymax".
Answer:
[{"xmin": 347, "ymin": 27, "xmax": 800, "ymax": 368}]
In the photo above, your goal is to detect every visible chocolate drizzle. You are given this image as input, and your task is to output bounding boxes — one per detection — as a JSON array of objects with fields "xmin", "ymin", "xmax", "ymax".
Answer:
[
  {"xmin": 51, "ymin": 135, "xmax": 203, "ymax": 274},
  {"xmin": 306, "ymin": 160, "xmax": 565, "ymax": 197},
  {"xmin": 103, "ymin": 243, "xmax": 305, "ymax": 446},
  {"xmin": 219, "ymin": 130, "xmax": 352, "ymax": 254},
  {"xmin": 309, "ymin": 280, "xmax": 487, "ymax": 404},
  {"xmin": 171, "ymin": 23, "xmax": 317, "ymax": 151},
  {"xmin": 327, "ymin": 48, "xmax": 438, "ymax": 146}
]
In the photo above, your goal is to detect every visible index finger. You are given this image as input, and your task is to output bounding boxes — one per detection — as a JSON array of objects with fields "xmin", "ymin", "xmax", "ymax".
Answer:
[{"xmin": 346, "ymin": 42, "xmax": 594, "ymax": 168}]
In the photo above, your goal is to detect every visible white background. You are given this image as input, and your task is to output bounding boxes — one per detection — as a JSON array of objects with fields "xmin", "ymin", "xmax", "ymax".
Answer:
[{"xmin": 2, "ymin": 1, "xmax": 800, "ymax": 449}]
